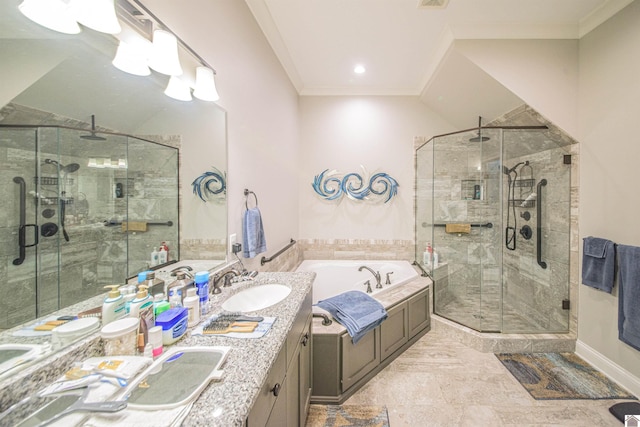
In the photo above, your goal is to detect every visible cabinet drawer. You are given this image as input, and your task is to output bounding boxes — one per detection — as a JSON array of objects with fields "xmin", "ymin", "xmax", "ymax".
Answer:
[{"xmin": 247, "ymin": 344, "xmax": 287, "ymax": 427}]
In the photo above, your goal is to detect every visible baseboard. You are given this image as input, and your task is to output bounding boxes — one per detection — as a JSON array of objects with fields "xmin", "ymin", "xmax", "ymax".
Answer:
[{"xmin": 575, "ymin": 340, "xmax": 640, "ymax": 397}]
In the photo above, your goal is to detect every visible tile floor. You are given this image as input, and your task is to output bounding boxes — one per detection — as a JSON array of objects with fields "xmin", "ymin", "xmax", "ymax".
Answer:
[{"xmin": 341, "ymin": 321, "xmax": 633, "ymax": 426}]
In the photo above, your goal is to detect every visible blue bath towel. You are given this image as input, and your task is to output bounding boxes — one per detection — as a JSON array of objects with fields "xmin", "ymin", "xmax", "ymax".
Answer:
[
  {"xmin": 315, "ymin": 290, "xmax": 388, "ymax": 344},
  {"xmin": 242, "ymin": 207, "xmax": 267, "ymax": 258},
  {"xmin": 581, "ymin": 236, "xmax": 616, "ymax": 293},
  {"xmin": 617, "ymin": 244, "xmax": 640, "ymax": 352}
]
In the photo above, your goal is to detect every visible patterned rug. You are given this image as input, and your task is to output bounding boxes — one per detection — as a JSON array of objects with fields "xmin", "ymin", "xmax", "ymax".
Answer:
[
  {"xmin": 497, "ymin": 352, "xmax": 637, "ymax": 400},
  {"xmin": 305, "ymin": 404, "xmax": 390, "ymax": 427}
]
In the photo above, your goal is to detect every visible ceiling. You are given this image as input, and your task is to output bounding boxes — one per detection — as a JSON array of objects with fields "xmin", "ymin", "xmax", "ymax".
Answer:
[{"xmin": 246, "ymin": 0, "xmax": 632, "ymax": 127}]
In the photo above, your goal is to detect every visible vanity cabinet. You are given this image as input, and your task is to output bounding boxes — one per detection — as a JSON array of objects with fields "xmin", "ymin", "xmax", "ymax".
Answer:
[
  {"xmin": 312, "ymin": 285, "xmax": 430, "ymax": 404},
  {"xmin": 247, "ymin": 291, "xmax": 312, "ymax": 427}
]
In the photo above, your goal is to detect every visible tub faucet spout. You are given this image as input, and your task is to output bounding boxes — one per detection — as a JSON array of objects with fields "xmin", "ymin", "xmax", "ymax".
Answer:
[{"xmin": 358, "ymin": 265, "xmax": 381, "ymax": 289}]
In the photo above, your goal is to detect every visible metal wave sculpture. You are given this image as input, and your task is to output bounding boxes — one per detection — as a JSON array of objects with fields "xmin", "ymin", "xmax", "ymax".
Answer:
[
  {"xmin": 192, "ymin": 167, "xmax": 226, "ymax": 202},
  {"xmin": 312, "ymin": 169, "xmax": 399, "ymax": 203}
]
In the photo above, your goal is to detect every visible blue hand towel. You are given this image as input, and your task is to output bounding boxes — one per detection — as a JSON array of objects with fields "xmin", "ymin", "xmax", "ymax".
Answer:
[
  {"xmin": 581, "ymin": 236, "xmax": 616, "ymax": 293},
  {"xmin": 315, "ymin": 290, "xmax": 388, "ymax": 344},
  {"xmin": 617, "ymin": 244, "xmax": 640, "ymax": 352},
  {"xmin": 242, "ymin": 207, "xmax": 267, "ymax": 258}
]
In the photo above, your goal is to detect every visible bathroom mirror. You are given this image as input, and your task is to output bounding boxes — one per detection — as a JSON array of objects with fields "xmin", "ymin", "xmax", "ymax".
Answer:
[{"xmin": 0, "ymin": 1, "xmax": 227, "ymax": 343}]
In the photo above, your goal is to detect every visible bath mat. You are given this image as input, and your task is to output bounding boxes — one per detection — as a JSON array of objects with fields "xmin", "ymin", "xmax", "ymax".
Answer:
[
  {"xmin": 305, "ymin": 404, "xmax": 390, "ymax": 427},
  {"xmin": 496, "ymin": 352, "xmax": 637, "ymax": 400}
]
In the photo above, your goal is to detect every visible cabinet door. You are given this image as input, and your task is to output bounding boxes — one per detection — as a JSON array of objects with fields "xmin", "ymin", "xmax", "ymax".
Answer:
[
  {"xmin": 341, "ymin": 328, "xmax": 380, "ymax": 392},
  {"xmin": 299, "ymin": 317, "xmax": 312, "ymax": 425},
  {"xmin": 380, "ymin": 302, "xmax": 409, "ymax": 361},
  {"xmin": 408, "ymin": 288, "xmax": 430, "ymax": 338},
  {"xmin": 247, "ymin": 344, "xmax": 286, "ymax": 427}
]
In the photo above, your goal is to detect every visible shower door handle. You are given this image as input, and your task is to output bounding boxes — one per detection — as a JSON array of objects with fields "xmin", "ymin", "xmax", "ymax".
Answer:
[
  {"xmin": 13, "ymin": 177, "xmax": 38, "ymax": 265},
  {"xmin": 536, "ymin": 179, "xmax": 548, "ymax": 269}
]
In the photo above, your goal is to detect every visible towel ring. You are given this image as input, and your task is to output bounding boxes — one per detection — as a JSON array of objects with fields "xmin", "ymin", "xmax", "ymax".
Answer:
[{"xmin": 244, "ymin": 189, "xmax": 258, "ymax": 210}]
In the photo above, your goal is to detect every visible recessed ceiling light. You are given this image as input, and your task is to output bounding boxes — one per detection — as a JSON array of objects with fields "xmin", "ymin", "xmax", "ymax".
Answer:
[{"xmin": 354, "ymin": 65, "xmax": 366, "ymax": 74}]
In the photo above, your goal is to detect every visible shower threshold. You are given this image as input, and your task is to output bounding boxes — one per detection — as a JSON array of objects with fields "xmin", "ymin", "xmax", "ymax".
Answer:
[{"xmin": 432, "ymin": 315, "xmax": 576, "ymax": 353}]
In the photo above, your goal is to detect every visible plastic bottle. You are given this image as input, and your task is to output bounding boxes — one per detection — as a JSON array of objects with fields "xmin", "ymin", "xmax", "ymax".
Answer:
[
  {"xmin": 167, "ymin": 272, "xmax": 192, "ymax": 308},
  {"xmin": 423, "ymin": 242, "xmax": 432, "ymax": 268},
  {"xmin": 129, "ymin": 284, "xmax": 155, "ymax": 353},
  {"xmin": 102, "ymin": 285, "xmax": 126, "ymax": 325},
  {"xmin": 432, "ymin": 249, "xmax": 439, "ymax": 269},
  {"xmin": 158, "ymin": 246, "xmax": 167, "ymax": 264},
  {"xmin": 184, "ymin": 287, "xmax": 200, "ymax": 327},
  {"xmin": 160, "ymin": 241, "xmax": 169, "ymax": 260},
  {"xmin": 150, "ymin": 248, "xmax": 159, "ymax": 267},
  {"xmin": 154, "ymin": 293, "xmax": 171, "ymax": 316},
  {"xmin": 194, "ymin": 271, "xmax": 210, "ymax": 316}
]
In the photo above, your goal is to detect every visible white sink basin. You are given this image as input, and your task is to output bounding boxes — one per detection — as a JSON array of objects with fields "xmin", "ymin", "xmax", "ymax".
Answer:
[{"xmin": 221, "ymin": 284, "xmax": 291, "ymax": 312}]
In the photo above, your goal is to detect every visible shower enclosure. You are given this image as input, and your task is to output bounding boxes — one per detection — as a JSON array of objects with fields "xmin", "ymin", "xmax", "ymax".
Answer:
[
  {"xmin": 415, "ymin": 125, "xmax": 572, "ymax": 333},
  {"xmin": 0, "ymin": 125, "xmax": 179, "ymax": 330}
]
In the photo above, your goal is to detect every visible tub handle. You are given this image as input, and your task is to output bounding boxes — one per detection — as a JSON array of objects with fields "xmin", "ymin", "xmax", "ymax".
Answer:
[
  {"xmin": 385, "ymin": 271, "xmax": 394, "ymax": 285},
  {"xmin": 271, "ymin": 383, "xmax": 281, "ymax": 397},
  {"xmin": 364, "ymin": 280, "xmax": 372, "ymax": 293}
]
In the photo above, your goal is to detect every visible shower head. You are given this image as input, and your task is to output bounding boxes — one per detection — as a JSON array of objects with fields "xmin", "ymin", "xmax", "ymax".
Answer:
[
  {"xmin": 503, "ymin": 161, "xmax": 529, "ymax": 175},
  {"xmin": 80, "ymin": 114, "xmax": 107, "ymax": 141},
  {"xmin": 469, "ymin": 133, "xmax": 490, "ymax": 142},
  {"xmin": 43, "ymin": 159, "xmax": 80, "ymax": 173}
]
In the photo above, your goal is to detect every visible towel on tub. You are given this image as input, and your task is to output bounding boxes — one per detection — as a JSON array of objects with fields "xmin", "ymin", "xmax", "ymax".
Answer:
[
  {"xmin": 315, "ymin": 290, "xmax": 387, "ymax": 344},
  {"xmin": 581, "ymin": 236, "xmax": 616, "ymax": 293},
  {"xmin": 242, "ymin": 207, "xmax": 267, "ymax": 258},
  {"xmin": 617, "ymin": 244, "xmax": 640, "ymax": 351}
]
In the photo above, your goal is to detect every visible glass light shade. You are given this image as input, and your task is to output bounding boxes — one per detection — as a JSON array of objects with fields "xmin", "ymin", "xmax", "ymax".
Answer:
[
  {"xmin": 148, "ymin": 30, "xmax": 183, "ymax": 76},
  {"xmin": 18, "ymin": 0, "xmax": 81, "ymax": 34},
  {"xmin": 112, "ymin": 41, "xmax": 150, "ymax": 76},
  {"xmin": 70, "ymin": 0, "xmax": 121, "ymax": 34},
  {"xmin": 193, "ymin": 67, "xmax": 220, "ymax": 101},
  {"xmin": 164, "ymin": 76, "xmax": 192, "ymax": 101}
]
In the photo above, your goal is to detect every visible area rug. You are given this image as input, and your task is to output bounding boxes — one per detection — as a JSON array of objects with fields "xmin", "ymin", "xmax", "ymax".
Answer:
[
  {"xmin": 496, "ymin": 352, "xmax": 637, "ymax": 400},
  {"xmin": 305, "ymin": 404, "xmax": 390, "ymax": 427}
]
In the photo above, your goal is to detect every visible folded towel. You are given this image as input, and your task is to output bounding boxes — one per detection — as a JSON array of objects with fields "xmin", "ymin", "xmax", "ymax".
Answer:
[
  {"xmin": 581, "ymin": 236, "xmax": 616, "ymax": 293},
  {"xmin": 315, "ymin": 291, "xmax": 387, "ymax": 344},
  {"xmin": 445, "ymin": 223, "xmax": 471, "ymax": 234},
  {"xmin": 617, "ymin": 244, "xmax": 640, "ymax": 351},
  {"xmin": 121, "ymin": 221, "xmax": 147, "ymax": 232},
  {"xmin": 242, "ymin": 207, "xmax": 267, "ymax": 258}
]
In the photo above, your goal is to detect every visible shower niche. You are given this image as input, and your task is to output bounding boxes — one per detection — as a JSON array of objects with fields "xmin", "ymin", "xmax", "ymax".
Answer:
[
  {"xmin": 0, "ymin": 124, "xmax": 179, "ymax": 329},
  {"xmin": 415, "ymin": 124, "xmax": 573, "ymax": 334}
]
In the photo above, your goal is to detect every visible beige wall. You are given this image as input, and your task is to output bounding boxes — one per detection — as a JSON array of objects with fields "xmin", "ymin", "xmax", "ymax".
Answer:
[
  {"xmin": 577, "ymin": 0, "xmax": 640, "ymax": 380},
  {"xmin": 142, "ymin": 0, "xmax": 300, "ymax": 270},
  {"xmin": 298, "ymin": 95, "xmax": 453, "ymax": 240}
]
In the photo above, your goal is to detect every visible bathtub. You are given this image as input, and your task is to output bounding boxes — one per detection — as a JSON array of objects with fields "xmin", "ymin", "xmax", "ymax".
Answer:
[{"xmin": 295, "ymin": 260, "xmax": 419, "ymax": 304}]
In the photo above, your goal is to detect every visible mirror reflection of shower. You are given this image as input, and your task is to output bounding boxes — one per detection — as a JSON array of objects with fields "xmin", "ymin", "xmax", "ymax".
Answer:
[{"xmin": 43, "ymin": 158, "xmax": 81, "ymax": 242}]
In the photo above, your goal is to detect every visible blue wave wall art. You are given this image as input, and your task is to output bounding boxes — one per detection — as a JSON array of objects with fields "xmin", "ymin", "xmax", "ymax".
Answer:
[
  {"xmin": 192, "ymin": 167, "xmax": 226, "ymax": 202},
  {"xmin": 312, "ymin": 169, "xmax": 399, "ymax": 203}
]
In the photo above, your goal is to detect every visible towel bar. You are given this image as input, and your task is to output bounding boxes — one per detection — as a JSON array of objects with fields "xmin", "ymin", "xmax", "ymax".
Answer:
[{"xmin": 103, "ymin": 220, "xmax": 173, "ymax": 227}]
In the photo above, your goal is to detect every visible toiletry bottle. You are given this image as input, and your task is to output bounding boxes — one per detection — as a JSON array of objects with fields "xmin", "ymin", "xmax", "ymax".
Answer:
[
  {"xmin": 150, "ymin": 247, "xmax": 159, "ymax": 267},
  {"xmin": 144, "ymin": 271, "xmax": 165, "ymax": 298},
  {"xmin": 120, "ymin": 283, "xmax": 137, "ymax": 314},
  {"xmin": 102, "ymin": 285, "xmax": 126, "ymax": 325},
  {"xmin": 194, "ymin": 271, "xmax": 210, "ymax": 316},
  {"xmin": 158, "ymin": 246, "xmax": 167, "ymax": 264},
  {"xmin": 432, "ymin": 249, "xmax": 439, "ymax": 269},
  {"xmin": 184, "ymin": 287, "xmax": 200, "ymax": 327},
  {"xmin": 154, "ymin": 293, "xmax": 171, "ymax": 316},
  {"xmin": 129, "ymin": 284, "xmax": 155, "ymax": 354},
  {"xmin": 167, "ymin": 272, "xmax": 192, "ymax": 308},
  {"xmin": 423, "ymin": 242, "xmax": 432, "ymax": 268},
  {"xmin": 160, "ymin": 241, "xmax": 169, "ymax": 261}
]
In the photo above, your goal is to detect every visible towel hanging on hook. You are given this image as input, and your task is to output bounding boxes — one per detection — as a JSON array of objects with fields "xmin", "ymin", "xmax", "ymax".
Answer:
[{"xmin": 244, "ymin": 189, "xmax": 258, "ymax": 210}]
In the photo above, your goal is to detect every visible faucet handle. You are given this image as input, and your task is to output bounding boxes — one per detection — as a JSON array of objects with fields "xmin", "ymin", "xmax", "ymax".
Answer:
[
  {"xmin": 364, "ymin": 280, "xmax": 372, "ymax": 293},
  {"xmin": 386, "ymin": 271, "xmax": 394, "ymax": 285}
]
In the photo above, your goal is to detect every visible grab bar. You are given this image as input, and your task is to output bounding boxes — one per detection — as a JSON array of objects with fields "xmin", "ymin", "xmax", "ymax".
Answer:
[
  {"xmin": 103, "ymin": 220, "xmax": 173, "ymax": 227},
  {"xmin": 536, "ymin": 178, "xmax": 548, "ymax": 269},
  {"xmin": 13, "ymin": 177, "xmax": 38, "ymax": 265},
  {"xmin": 261, "ymin": 238, "xmax": 296, "ymax": 266},
  {"xmin": 434, "ymin": 222, "xmax": 493, "ymax": 228}
]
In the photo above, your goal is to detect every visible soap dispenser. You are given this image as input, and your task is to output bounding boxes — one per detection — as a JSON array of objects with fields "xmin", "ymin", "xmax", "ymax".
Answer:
[
  {"xmin": 102, "ymin": 285, "xmax": 126, "ymax": 325},
  {"xmin": 129, "ymin": 284, "xmax": 155, "ymax": 354}
]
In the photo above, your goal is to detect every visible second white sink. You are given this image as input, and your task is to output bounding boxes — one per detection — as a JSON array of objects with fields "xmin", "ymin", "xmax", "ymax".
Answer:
[{"xmin": 221, "ymin": 284, "xmax": 291, "ymax": 312}]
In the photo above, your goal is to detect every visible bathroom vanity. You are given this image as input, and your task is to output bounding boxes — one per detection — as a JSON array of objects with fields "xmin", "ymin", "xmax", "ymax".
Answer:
[{"xmin": 0, "ymin": 268, "xmax": 314, "ymax": 427}]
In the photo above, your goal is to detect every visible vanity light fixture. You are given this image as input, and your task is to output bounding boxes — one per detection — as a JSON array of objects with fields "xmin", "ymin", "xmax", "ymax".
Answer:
[
  {"xmin": 193, "ymin": 66, "xmax": 220, "ymax": 102},
  {"xmin": 112, "ymin": 40, "xmax": 151, "ymax": 76},
  {"xmin": 148, "ymin": 29, "xmax": 183, "ymax": 76},
  {"xmin": 18, "ymin": 0, "xmax": 81, "ymax": 34},
  {"xmin": 164, "ymin": 76, "xmax": 192, "ymax": 101},
  {"xmin": 71, "ymin": 0, "xmax": 121, "ymax": 34}
]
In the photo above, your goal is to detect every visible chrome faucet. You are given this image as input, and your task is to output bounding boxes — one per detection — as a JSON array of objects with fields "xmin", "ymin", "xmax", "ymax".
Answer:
[
  {"xmin": 212, "ymin": 269, "xmax": 241, "ymax": 294},
  {"xmin": 358, "ymin": 265, "xmax": 382, "ymax": 289}
]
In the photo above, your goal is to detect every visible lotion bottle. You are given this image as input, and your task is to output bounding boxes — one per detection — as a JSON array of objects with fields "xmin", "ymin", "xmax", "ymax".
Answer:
[
  {"xmin": 423, "ymin": 242, "xmax": 432, "ymax": 268},
  {"xmin": 184, "ymin": 287, "xmax": 200, "ymax": 327},
  {"xmin": 102, "ymin": 285, "xmax": 126, "ymax": 325},
  {"xmin": 158, "ymin": 246, "xmax": 167, "ymax": 264},
  {"xmin": 150, "ymin": 248, "xmax": 159, "ymax": 267}
]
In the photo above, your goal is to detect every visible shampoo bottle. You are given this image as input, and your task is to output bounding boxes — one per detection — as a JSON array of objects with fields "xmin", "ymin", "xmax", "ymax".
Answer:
[
  {"xmin": 150, "ymin": 248, "xmax": 159, "ymax": 267},
  {"xmin": 158, "ymin": 246, "xmax": 167, "ymax": 264},
  {"xmin": 194, "ymin": 271, "xmax": 210, "ymax": 316},
  {"xmin": 423, "ymin": 242, "xmax": 432, "ymax": 268},
  {"xmin": 102, "ymin": 285, "xmax": 126, "ymax": 325}
]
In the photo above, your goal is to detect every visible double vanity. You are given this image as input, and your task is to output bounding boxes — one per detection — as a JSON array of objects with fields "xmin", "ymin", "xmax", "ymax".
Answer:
[{"xmin": 0, "ymin": 264, "xmax": 314, "ymax": 427}]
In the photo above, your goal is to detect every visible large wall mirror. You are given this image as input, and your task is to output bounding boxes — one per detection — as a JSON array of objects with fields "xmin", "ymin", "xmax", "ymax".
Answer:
[{"xmin": 0, "ymin": 0, "xmax": 228, "ymax": 335}]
